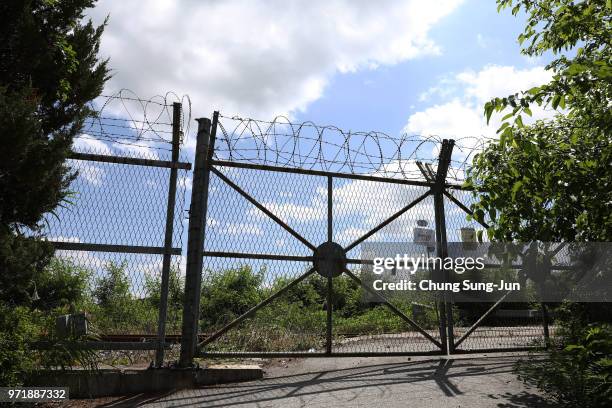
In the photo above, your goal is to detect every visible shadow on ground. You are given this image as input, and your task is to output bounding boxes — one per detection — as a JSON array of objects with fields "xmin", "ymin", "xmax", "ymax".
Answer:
[{"xmin": 91, "ymin": 356, "xmax": 553, "ymax": 408}]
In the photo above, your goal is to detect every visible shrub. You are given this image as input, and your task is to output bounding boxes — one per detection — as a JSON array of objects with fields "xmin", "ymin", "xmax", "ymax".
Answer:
[
  {"xmin": 0, "ymin": 258, "xmax": 99, "ymax": 385},
  {"xmin": 145, "ymin": 267, "xmax": 184, "ymax": 333},
  {"xmin": 516, "ymin": 323, "xmax": 612, "ymax": 407},
  {"xmin": 0, "ymin": 306, "xmax": 41, "ymax": 386},
  {"xmin": 91, "ymin": 261, "xmax": 156, "ymax": 333},
  {"xmin": 200, "ymin": 266, "xmax": 264, "ymax": 329},
  {"xmin": 335, "ymin": 306, "xmax": 406, "ymax": 336},
  {"xmin": 36, "ymin": 258, "xmax": 92, "ymax": 311},
  {"xmin": 272, "ymin": 273, "xmax": 365, "ymax": 316}
]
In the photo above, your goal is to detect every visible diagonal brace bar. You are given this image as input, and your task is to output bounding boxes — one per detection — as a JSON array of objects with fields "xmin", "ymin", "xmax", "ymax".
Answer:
[
  {"xmin": 211, "ymin": 167, "xmax": 316, "ymax": 251},
  {"xmin": 198, "ymin": 267, "xmax": 316, "ymax": 348},
  {"xmin": 416, "ymin": 161, "xmax": 435, "ymax": 182},
  {"xmin": 344, "ymin": 190, "xmax": 432, "ymax": 252},
  {"xmin": 443, "ymin": 191, "xmax": 490, "ymax": 229},
  {"xmin": 344, "ymin": 270, "xmax": 442, "ymax": 349},
  {"xmin": 453, "ymin": 289, "xmax": 513, "ymax": 349}
]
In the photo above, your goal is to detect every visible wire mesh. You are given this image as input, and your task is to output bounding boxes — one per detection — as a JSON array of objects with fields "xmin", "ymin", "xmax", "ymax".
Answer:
[
  {"xmin": 199, "ymin": 113, "xmax": 541, "ymax": 356},
  {"xmin": 37, "ymin": 92, "xmax": 190, "ymax": 362},
  {"xmin": 200, "ymin": 257, "xmax": 320, "ymax": 353},
  {"xmin": 443, "ymin": 193, "xmax": 547, "ymax": 352},
  {"xmin": 205, "ymin": 167, "xmax": 326, "ymax": 256}
]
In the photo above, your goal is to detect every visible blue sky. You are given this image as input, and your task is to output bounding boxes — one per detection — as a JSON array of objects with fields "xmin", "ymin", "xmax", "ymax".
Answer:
[
  {"xmin": 87, "ymin": 0, "xmax": 556, "ymax": 139},
  {"xmin": 47, "ymin": 0, "xmax": 561, "ymax": 292},
  {"xmin": 292, "ymin": 0, "xmax": 535, "ymax": 133}
]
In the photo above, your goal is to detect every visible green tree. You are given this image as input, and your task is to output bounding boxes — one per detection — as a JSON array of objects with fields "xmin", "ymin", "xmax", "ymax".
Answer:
[
  {"xmin": 466, "ymin": 2, "xmax": 611, "ymax": 403},
  {"xmin": 93, "ymin": 261, "xmax": 131, "ymax": 308},
  {"xmin": 145, "ymin": 268, "xmax": 184, "ymax": 332},
  {"xmin": 200, "ymin": 266, "xmax": 264, "ymax": 329},
  {"xmin": 467, "ymin": 0, "xmax": 611, "ymax": 242},
  {"xmin": 0, "ymin": 0, "xmax": 109, "ymax": 305},
  {"xmin": 36, "ymin": 258, "xmax": 92, "ymax": 311},
  {"xmin": 145, "ymin": 268, "xmax": 184, "ymax": 309}
]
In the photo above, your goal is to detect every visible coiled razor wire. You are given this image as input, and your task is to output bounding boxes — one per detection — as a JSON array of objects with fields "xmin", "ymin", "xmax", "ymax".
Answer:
[
  {"xmin": 77, "ymin": 89, "xmax": 192, "ymax": 157},
  {"xmin": 215, "ymin": 114, "xmax": 489, "ymax": 183}
]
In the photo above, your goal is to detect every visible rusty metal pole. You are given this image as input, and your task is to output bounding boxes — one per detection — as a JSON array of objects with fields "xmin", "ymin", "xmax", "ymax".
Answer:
[
  {"xmin": 541, "ymin": 302, "xmax": 551, "ymax": 348},
  {"xmin": 433, "ymin": 139, "xmax": 455, "ymax": 355},
  {"xmin": 326, "ymin": 175, "xmax": 333, "ymax": 355},
  {"xmin": 442, "ymin": 145, "xmax": 456, "ymax": 354},
  {"xmin": 155, "ymin": 102, "xmax": 182, "ymax": 367},
  {"xmin": 179, "ymin": 112, "xmax": 218, "ymax": 367}
]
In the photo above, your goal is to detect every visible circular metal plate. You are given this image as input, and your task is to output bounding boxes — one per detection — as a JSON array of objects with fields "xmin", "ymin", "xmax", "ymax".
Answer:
[{"xmin": 313, "ymin": 242, "xmax": 347, "ymax": 278}]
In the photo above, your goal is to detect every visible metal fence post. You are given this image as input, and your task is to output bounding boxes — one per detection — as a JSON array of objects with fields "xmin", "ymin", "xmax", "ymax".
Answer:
[
  {"xmin": 326, "ymin": 175, "xmax": 333, "ymax": 355},
  {"xmin": 155, "ymin": 102, "xmax": 182, "ymax": 367},
  {"xmin": 541, "ymin": 300, "xmax": 551, "ymax": 348},
  {"xmin": 433, "ymin": 139, "xmax": 455, "ymax": 354},
  {"xmin": 179, "ymin": 112, "xmax": 218, "ymax": 367}
]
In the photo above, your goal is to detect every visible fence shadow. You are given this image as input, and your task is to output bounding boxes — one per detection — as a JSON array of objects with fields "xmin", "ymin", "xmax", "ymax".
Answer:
[{"xmin": 131, "ymin": 357, "xmax": 552, "ymax": 408}]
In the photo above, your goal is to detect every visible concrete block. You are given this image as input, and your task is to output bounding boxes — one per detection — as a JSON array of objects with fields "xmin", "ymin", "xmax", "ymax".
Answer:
[{"xmin": 31, "ymin": 365, "xmax": 263, "ymax": 398}]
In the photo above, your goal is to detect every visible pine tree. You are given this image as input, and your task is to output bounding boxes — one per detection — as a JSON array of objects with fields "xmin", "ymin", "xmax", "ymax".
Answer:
[{"xmin": 0, "ymin": 0, "xmax": 109, "ymax": 305}]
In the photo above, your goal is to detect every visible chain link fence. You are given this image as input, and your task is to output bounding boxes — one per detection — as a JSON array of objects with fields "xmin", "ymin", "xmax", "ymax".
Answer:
[
  {"xmin": 35, "ymin": 101, "xmax": 552, "ymax": 365},
  {"xmin": 39, "ymin": 91, "xmax": 191, "ymax": 365},
  {"xmin": 188, "ymin": 113, "xmax": 547, "ymax": 359}
]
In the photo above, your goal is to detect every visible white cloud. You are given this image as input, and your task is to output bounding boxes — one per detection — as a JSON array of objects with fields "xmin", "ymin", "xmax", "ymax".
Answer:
[
  {"xmin": 456, "ymin": 65, "xmax": 551, "ymax": 103},
  {"xmin": 89, "ymin": 0, "xmax": 464, "ymax": 120},
  {"xmin": 246, "ymin": 161, "xmax": 434, "ymax": 247},
  {"xmin": 111, "ymin": 140, "xmax": 160, "ymax": 159},
  {"xmin": 77, "ymin": 162, "xmax": 106, "ymax": 186},
  {"xmin": 406, "ymin": 100, "xmax": 487, "ymax": 138},
  {"xmin": 52, "ymin": 250, "xmax": 108, "ymax": 271},
  {"xmin": 258, "ymin": 201, "xmax": 327, "ymax": 222},
  {"xmin": 222, "ymin": 222, "xmax": 264, "ymax": 236},
  {"xmin": 179, "ymin": 175, "xmax": 192, "ymax": 191},
  {"xmin": 405, "ymin": 64, "xmax": 556, "ymax": 140},
  {"xmin": 73, "ymin": 136, "xmax": 112, "ymax": 155}
]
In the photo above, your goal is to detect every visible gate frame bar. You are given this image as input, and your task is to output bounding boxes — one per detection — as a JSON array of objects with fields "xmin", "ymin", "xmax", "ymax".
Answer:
[
  {"xmin": 179, "ymin": 112, "xmax": 219, "ymax": 367},
  {"xmin": 185, "ymin": 115, "xmax": 553, "ymax": 361},
  {"xmin": 155, "ymin": 102, "xmax": 182, "ymax": 367}
]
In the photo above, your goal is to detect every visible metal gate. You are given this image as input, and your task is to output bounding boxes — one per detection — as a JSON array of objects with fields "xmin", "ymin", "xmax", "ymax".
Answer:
[{"xmin": 178, "ymin": 113, "xmax": 550, "ymax": 365}]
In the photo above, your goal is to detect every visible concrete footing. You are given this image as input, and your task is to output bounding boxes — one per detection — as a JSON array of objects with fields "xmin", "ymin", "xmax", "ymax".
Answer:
[{"xmin": 31, "ymin": 365, "xmax": 263, "ymax": 398}]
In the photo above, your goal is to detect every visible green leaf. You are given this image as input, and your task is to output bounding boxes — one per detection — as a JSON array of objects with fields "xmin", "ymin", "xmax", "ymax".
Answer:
[
  {"xmin": 489, "ymin": 208, "xmax": 497, "ymax": 222},
  {"xmin": 551, "ymin": 94, "xmax": 561, "ymax": 110},
  {"xmin": 484, "ymin": 102, "xmax": 494, "ymax": 124},
  {"xmin": 515, "ymin": 115, "xmax": 524, "ymax": 128},
  {"xmin": 596, "ymin": 358, "xmax": 612, "ymax": 367},
  {"xmin": 564, "ymin": 344, "xmax": 585, "ymax": 352},
  {"xmin": 497, "ymin": 122, "xmax": 510, "ymax": 133},
  {"xmin": 511, "ymin": 180, "xmax": 523, "ymax": 199},
  {"xmin": 527, "ymin": 86, "xmax": 540, "ymax": 96}
]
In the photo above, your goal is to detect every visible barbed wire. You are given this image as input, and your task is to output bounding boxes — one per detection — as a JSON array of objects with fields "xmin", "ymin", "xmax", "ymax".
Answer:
[
  {"xmin": 215, "ymin": 114, "xmax": 490, "ymax": 183},
  {"xmin": 75, "ymin": 89, "xmax": 192, "ymax": 155}
]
